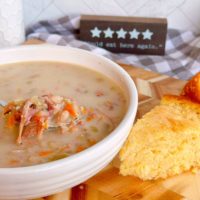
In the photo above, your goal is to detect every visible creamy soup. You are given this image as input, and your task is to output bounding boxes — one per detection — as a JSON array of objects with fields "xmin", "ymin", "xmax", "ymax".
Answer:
[{"xmin": 0, "ymin": 61, "xmax": 126, "ymax": 167}]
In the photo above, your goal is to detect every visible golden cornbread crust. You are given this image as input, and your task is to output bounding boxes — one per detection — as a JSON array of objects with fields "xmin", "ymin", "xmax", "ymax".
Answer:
[
  {"xmin": 120, "ymin": 91, "xmax": 200, "ymax": 180},
  {"xmin": 181, "ymin": 72, "xmax": 200, "ymax": 103},
  {"xmin": 162, "ymin": 94, "xmax": 200, "ymax": 113}
]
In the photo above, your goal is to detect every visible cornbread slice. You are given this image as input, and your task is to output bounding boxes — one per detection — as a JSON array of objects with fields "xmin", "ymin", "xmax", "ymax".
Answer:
[{"xmin": 120, "ymin": 95, "xmax": 200, "ymax": 180}]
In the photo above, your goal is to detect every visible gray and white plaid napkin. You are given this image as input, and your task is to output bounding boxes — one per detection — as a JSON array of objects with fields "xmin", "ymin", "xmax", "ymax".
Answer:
[{"xmin": 27, "ymin": 15, "xmax": 200, "ymax": 80}]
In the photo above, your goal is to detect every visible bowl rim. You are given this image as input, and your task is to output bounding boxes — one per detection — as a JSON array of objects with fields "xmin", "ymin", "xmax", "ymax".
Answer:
[{"xmin": 0, "ymin": 45, "xmax": 138, "ymax": 174}]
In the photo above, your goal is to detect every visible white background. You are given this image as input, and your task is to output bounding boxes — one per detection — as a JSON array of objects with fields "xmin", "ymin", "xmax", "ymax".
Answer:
[{"xmin": 23, "ymin": 0, "xmax": 200, "ymax": 33}]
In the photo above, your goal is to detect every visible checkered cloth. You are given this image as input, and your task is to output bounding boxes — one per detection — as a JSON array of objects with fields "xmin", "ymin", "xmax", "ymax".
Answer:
[{"xmin": 27, "ymin": 15, "xmax": 200, "ymax": 80}]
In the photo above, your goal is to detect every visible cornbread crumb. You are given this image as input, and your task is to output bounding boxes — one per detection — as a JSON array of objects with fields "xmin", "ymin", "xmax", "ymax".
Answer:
[
  {"xmin": 191, "ymin": 167, "xmax": 198, "ymax": 174},
  {"xmin": 120, "ymin": 95, "xmax": 200, "ymax": 180}
]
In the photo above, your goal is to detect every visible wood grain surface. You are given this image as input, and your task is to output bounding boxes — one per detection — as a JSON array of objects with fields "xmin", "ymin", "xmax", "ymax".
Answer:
[{"xmin": 25, "ymin": 40, "xmax": 199, "ymax": 200}]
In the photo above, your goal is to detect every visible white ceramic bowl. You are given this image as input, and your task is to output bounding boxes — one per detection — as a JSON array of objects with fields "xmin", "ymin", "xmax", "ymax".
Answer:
[{"xmin": 0, "ymin": 45, "xmax": 138, "ymax": 200}]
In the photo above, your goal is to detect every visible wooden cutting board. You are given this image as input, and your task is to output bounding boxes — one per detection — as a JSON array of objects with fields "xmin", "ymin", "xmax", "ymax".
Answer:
[{"xmin": 25, "ymin": 40, "xmax": 200, "ymax": 200}]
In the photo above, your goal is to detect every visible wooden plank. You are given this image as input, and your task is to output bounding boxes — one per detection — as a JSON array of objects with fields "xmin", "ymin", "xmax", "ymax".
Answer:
[
  {"xmin": 46, "ymin": 190, "xmax": 71, "ymax": 200},
  {"xmin": 120, "ymin": 63, "xmax": 186, "ymax": 99},
  {"xmin": 24, "ymin": 39, "xmax": 44, "ymax": 45},
  {"xmin": 72, "ymin": 168, "xmax": 184, "ymax": 200}
]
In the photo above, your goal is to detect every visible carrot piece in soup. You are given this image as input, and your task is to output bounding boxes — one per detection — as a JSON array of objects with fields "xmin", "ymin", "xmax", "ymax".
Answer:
[
  {"xmin": 76, "ymin": 146, "xmax": 85, "ymax": 153},
  {"xmin": 7, "ymin": 114, "xmax": 16, "ymax": 128},
  {"xmin": 95, "ymin": 90, "xmax": 104, "ymax": 97},
  {"xmin": 9, "ymin": 159, "xmax": 20, "ymax": 165},
  {"xmin": 86, "ymin": 113, "xmax": 96, "ymax": 122},
  {"xmin": 64, "ymin": 102, "xmax": 77, "ymax": 117},
  {"xmin": 39, "ymin": 150, "xmax": 53, "ymax": 157}
]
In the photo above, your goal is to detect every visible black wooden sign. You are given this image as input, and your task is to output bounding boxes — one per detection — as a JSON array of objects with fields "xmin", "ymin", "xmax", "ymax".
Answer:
[{"xmin": 80, "ymin": 15, "xmax": 167, "ymax": 55}]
